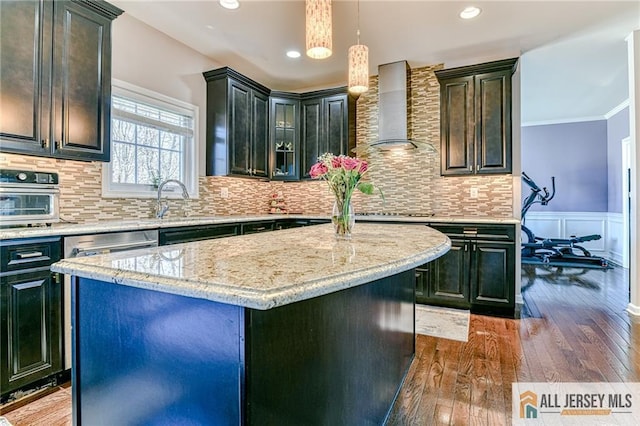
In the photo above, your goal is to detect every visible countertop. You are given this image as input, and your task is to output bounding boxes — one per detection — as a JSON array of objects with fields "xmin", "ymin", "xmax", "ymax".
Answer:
[
  {"xmin": 51, "ymin": 223, "xmax": 451, "ymax": 310},
  {"xmin": 0, "ymin": 214, "xmax": 520, "ymax": 240}
]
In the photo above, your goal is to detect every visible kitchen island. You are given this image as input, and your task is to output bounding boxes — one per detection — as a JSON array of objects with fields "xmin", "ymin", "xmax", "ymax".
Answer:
[{"xmin": 52, "ymin": 223, "xmax": 450, "ymax": 425}]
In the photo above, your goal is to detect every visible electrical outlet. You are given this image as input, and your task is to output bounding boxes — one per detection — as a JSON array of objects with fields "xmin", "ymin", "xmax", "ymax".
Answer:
[
  {"xmin": 220, "ymin": 187, "xmax": 229, "ymax": 199},
  {"xmin": 470, "ymin": 187, "xmax": 479, "ymax": 198}
]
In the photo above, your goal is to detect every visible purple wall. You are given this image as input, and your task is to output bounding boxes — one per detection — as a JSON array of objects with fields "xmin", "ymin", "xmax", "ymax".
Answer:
[
  {"xmin": 521, "ymin": 120, "xmax": 608, "ymax": 212},
  {"xmin": 607, "ymin": 106, "xmax": 630, "ymax": 213}
]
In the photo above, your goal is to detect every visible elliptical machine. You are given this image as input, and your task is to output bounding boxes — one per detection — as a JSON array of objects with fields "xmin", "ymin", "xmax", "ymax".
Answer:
[{"xmin": 521, "ymin": 172, "xmax": 609, "ymax": 269}]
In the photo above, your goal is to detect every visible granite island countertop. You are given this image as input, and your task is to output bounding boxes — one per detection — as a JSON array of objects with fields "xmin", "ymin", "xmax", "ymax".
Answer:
[
  {"xmin": 0, "ymin": 214, "xmax": 519, "ymax": 240},
  {"xmin": 51, "ymin": 223, "xmax": 451, "ymax": 310}
]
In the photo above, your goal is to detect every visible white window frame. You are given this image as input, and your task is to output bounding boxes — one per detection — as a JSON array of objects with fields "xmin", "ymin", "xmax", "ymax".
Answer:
[{"xmin": 102, "ymin": 79, "xmax": 199, "ymax": 199}]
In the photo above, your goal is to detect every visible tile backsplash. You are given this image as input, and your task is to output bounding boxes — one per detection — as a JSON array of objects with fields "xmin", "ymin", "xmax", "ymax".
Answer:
[{"xmin": 0, "ymin": 64, "xmax": 514, "ymax": 222}]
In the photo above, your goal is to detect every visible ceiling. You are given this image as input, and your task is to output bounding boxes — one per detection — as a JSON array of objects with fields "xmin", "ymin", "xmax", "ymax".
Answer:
[{"xmin": 111, "ymin": 1, "xmax": 640, "ymax": 124}]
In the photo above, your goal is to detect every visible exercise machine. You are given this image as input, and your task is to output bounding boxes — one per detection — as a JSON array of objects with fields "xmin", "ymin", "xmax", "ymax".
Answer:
[{"xmin": 521, "ymin": 172, "xmax": 609, "ymax": 269}]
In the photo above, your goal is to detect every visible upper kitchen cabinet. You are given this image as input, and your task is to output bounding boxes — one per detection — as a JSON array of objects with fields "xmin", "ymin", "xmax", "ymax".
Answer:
[
  {"xmin": 300, "ymin": 88, "xmax": 356, "ymax": 179},
  {"xmin": 270, "ymin": 94, "xmax": 300, "ymax": 180},
  {"xmin": 204, "ymin": 67, "xmax": 270, "ymax": 178},
  {"xmin": 435, "ymin": 58, "xmax": 518, "ymax": 176},
  {"xmin": 0, "ymin": 0, "xmax": 123, "ymax": 162}
]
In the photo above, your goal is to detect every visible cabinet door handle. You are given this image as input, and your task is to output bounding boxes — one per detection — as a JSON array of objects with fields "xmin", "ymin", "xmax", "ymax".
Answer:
[
  {"xmin": 18, "ymin": 251, "xmax": 44, "ymax": 259},
  {"xmin": 41, "ymin": 139, "xmax": 49, "ymax": 148},
  {"xmin": 464, "ymin": 244, "xmax": 468, "ymax": 252},
  {"xmin": 472, "ymin": 243, "xmax": 477, "ymax": 252},
  {"xmin": 468, "ymin": 165, "xmax": 473, "ymax": 172},
  {"xmin": 477, "ymin": 164, "xmax": 480, "ymax": 171}
]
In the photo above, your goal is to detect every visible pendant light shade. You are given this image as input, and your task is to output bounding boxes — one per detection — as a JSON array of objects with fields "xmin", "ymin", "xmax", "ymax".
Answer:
[
  {"xmin": 348, "ymin": 43, "xmax": 369, "ymax": 94},
  {"xmin": 348, "ymin": 0, "xmax": 368, "ymax": 94},
  {"xmin": 305, "ymin": 0, "xmax": 332, "ymax": 59}
]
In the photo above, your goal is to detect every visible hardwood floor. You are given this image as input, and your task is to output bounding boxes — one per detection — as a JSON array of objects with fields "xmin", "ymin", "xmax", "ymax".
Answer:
[
  {"xmin": 2, "ymin": 264, "xmax": 634, "ymax": 426},
  {"xmin": 389, "ymin": 264, "xmax": 637, "ymax": 425},
  {"xmin": 0, "ymin": 383, "xmax": 71, "ymax": 426}
]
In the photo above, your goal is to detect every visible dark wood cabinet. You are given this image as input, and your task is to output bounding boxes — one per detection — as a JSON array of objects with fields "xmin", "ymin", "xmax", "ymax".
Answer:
[
  {"xmin": 204, "ymin": 68, "xmax": 271, "ymax": 178},
  {"xmin": 159, "ymin": 219, "xmax": 330, "ymax": 245},
  {"xmin": 203, "ymin": 69, "xmax": 355, "ymax": 181},
  {"xmin": 421, "ymin": 223, "xmax": 516, "ymax": 316},
  {"xmin": 270, "ymin": 95, "xmax": 300, "ymax": 180},
  {"xmin": 0, "ymin": 0, "xmax": 122, "ymax": 162},
  {"xmin": 1, "ymin": 237, "xmax": 62, "ymax": 402},
  {"xmin": 159, "ymin": 223, "xmax": 240, "ymax": 246},
  {"xmin": 241, "ymin": 221, "xmax": 275, "ymax": 234},
  {"xmin": 470, "ymin": 240, "xmax": 515, "ymax": 307},
  {"xmin": 427, "ymin": 238, "xmax": 470, "ymax": 308},
  {"xmin": 0, "ymin": 0, "xmax": 51, "ymax": 156},
  {"xmin": 435, "ymin": 58, "xmax": 518, "ymax": 176},
  {"xmin": 415, "ymin": 264, "xmax": 430, "ymax": 303},
  {"xmin": 274, "ymin": 218, "xmax": 330, "ymax": 230},
  {"xmin": 301, "ymin": 89, "xmax": 356, "ymax": 178}
]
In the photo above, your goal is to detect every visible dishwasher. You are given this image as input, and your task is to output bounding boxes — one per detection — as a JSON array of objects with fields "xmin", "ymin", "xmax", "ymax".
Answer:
[{"xmin": 62, "ymin": 230, "xmax": 158, "ymax": 369}]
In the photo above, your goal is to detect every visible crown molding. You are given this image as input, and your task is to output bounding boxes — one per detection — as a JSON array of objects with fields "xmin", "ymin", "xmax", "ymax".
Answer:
[
  {"xmin": 521, "ymin": 116, "xmax": 605, "ymax": 127},
  {"xmin": 604, "ymin": 99, "xmax": 630, "ymax": 119},
  {"xmin": 522, "ymin": 99, "xmax": 630, "ymax": 127}
]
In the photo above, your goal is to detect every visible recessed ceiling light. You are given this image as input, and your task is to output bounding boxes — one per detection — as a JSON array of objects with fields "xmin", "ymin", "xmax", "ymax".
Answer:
[
  {"xmin": 286, "ymin": 50, "xmax": 301, "ymax": 59},
  {"xmin": 459, "ymin": 6, "xmax": 481, "ymax": 19},
  {"xmin": 219, "ymin": 0, "xmax": 239, "ymax": 10}
]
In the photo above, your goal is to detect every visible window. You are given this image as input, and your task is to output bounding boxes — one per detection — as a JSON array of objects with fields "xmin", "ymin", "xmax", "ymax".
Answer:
[{"xmin": 103, "ymin": 80, "xmax": 198, "ymax": 198}]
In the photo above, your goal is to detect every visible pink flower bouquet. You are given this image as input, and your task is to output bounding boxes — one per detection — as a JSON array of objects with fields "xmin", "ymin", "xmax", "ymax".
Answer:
[{"xmin": 309, "ymin": 153, "xmax": 382, "ymax": 238}]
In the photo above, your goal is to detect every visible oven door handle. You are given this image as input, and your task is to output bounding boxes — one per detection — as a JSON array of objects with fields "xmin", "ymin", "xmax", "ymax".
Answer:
[
  {"xmin": 0, "ymin": 186, "xmax": 60, "ymax": 193},
  {"xmin": 73, "ymin": 240, "xmax": 158, "ymax": 256}
]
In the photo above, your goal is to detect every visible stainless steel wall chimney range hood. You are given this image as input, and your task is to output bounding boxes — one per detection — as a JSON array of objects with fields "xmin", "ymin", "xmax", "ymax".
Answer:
[{"xmin": 371, "ymin": 60, "xmax": 417, "ymax": 150}]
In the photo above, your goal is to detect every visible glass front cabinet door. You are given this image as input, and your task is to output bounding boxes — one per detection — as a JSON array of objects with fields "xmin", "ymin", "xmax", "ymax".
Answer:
[{"xmin": 270, "ymin": 97, "xmax": 299, "ymax": 180}]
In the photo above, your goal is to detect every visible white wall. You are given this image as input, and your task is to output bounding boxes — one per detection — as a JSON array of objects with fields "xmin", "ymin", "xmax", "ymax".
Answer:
[
  {"xmin": 628, "ymin": 30, "xmax": 640, "ymax": 316},
  {"xmin": 111, "ymin": 14, "xmax": 220, "ymax": 175}
]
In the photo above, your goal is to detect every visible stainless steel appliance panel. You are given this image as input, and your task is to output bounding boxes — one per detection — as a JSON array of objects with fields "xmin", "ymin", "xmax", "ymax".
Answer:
[
  {"xmin": 62, "ymin": 229, "xmax": 159, "ymax": 369},
  {"xmin": 0, "ymin": 169, "xmax": 60, "ymax": 226}
]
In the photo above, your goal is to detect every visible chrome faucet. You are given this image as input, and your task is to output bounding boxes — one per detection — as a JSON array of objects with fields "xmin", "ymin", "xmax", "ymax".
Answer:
[{"xmin": 156, "ymin": 179, "xmax": 190, "ymax": 219}]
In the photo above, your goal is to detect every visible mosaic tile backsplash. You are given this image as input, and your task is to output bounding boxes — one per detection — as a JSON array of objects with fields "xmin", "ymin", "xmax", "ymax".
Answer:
[{"xmin": 0, "ymin": 64, "xmax": 514, "ymax": 222}]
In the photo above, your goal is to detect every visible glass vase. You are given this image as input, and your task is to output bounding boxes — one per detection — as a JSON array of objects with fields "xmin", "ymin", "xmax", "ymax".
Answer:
[{"xmin": 332, "ymin": 200, "xmax": 355, "ymax": 240}]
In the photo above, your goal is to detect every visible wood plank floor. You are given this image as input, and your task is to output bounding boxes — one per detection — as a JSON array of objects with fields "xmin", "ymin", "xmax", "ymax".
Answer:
[{"xmin": 2, "ymin": 264, "xmax": 634, "ymax": 425}]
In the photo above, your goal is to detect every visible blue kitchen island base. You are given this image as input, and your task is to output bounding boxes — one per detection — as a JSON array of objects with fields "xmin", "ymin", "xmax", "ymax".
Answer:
[{"xmin": 72, "ymin": 269, "xmax": 416, "ymax": 425}]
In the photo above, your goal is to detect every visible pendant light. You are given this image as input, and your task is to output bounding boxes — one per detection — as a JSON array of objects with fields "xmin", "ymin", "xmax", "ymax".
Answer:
[
  {"xmin": 348, "ymin": 0, "xmax": 368, "ymax": 94},
  {"xmin": 305, "ymin": 0, "xmax": 332, "ymax": 59}
]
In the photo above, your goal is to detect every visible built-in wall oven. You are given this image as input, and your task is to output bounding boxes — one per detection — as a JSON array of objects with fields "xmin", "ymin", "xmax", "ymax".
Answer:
[
  {"xmin": 0, "ymin": 169, "xmax": 60, "ymax": 227},
  {"xmin": 62, "ymin": 230, "xmax": 158, "ymax": 369}
]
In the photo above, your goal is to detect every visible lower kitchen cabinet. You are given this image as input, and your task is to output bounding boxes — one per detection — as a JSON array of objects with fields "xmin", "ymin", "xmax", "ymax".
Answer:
[
  {"xmin": 415, "ymin": 264, "xmax": 430, "ymax": 302},
  {"xmin": 471, "ymin": 240, "xmax": 515, "ymax": 308},
  {"xmin": 0, "ymin": 237, "xmax": 63, "ymax": 402},
  {"xmin": 159, "ymin": 224, "xmax": 240, "ymax": 245},
  {"xmin": 425, "ymin": 239, "xmax": 470, "ymax": 308},
  {"xmin": 241, "ymin": 221, "xmax": 275, "ymax": 234},
  {"xmin": 274, "ymin": 218, "xmax": 330, "ymax": 230},
  {"xmin": 419, "ymin": 223, "xmax": 516, "ymax": 316},
  {"xmin": 159, "ymin": 219, "xmax": 331, "ymax": 245}
]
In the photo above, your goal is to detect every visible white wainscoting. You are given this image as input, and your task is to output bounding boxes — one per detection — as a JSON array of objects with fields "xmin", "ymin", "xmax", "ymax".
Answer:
[
  {"xmin": 607, "ymin": 214, "xmax": 626, "ymax": 267},
  {"xmin": 522, "ymin": 211, "xmax": 626, "ymax": 266}
]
